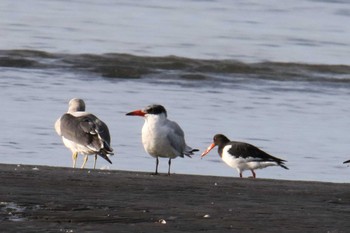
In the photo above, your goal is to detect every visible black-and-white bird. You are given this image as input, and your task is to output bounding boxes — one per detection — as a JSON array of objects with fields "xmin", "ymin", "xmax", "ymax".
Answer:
[
  {"xmin": 55, "ymin": 98, "xmax": 113, "ymax": 169},
  {"xmin": 201, "ymin": 134, "xmax": 288, "ymax": 178},
  {"xmin": 126, "ymin": 104, "xmax": 198, "ymax": 175}
]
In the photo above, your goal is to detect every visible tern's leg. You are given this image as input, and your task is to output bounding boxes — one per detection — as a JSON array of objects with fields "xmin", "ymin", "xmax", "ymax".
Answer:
[
  {"xmin": 239, "ymin": 172, "xmax": 243, "ymax": 178},
  {"xmin": 72, "ymin": 152, "xmax": 78, "ymax": 168},
  {"xmin": 81, "ymin": 155, "xmax": 88, "ymax": 169},
  {"xmin": 153, "ymin": 157, "xmax": 159, "ymax": 175},
  {"xmin": 167, "ymin": 158, "xmax": 172, "ymax": 176},
  {"xmin": 93, "ymin": 154, "xmax": 98, "ymax": 169}
]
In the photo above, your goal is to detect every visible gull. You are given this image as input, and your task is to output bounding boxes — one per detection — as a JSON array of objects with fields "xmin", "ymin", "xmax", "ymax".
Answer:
[{"xmin": 55, "ymin": 98, "xmax": 113, "ymax": 169}]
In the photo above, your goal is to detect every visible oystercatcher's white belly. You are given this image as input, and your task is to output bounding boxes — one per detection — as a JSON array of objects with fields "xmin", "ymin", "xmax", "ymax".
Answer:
[{"xmin": 221, "ymin": 145, "xmax": 277, "ymax": 172}]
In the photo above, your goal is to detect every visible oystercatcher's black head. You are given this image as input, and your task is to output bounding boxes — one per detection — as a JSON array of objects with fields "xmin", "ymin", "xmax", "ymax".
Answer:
[
  {"xmin": 201, "ymin": 134, "xmax": 230, "ymax": 158},
  {"xmin": 212, "ymin": 134, "xmax": 230, "ymax": 146}
]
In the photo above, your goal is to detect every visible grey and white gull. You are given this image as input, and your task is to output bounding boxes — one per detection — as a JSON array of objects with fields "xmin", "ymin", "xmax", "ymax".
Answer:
[{"xmin": 55, "ymin": 98, "xmax": 114, "ymax": 169}]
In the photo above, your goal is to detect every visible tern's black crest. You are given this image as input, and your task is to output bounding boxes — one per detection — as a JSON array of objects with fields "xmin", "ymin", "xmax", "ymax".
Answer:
[{"xmin": 144, "ymin": 104, "xmax": 167, "ymax": 117}]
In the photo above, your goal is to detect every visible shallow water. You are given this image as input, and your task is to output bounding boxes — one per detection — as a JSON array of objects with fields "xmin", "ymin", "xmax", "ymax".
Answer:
[
  {"xmin": 1, "ymin": 0, "xmax": 350, "ymax": 182},
  {"xmin": 1, "ymin": 61, "xmax": 350, "ymax": 182}
]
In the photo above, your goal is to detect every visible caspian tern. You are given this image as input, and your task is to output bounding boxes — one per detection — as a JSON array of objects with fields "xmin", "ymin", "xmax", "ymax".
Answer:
[{"xmin": 126, "ymin": 104, "xmax": 198, "ymax": 175}]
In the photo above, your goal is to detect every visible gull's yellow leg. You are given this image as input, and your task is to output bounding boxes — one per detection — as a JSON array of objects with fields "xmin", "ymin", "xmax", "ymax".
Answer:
[
  {"xmin": 93, "ymin": 154, "xmax": 98, "ymax": 169},
  {"xmin": 81, "ymin": 155, "xmax": 88, "ymax": 169},
  {"xmin": 72, "ymin": 152, "xmax": 78, "ymax": 168}
]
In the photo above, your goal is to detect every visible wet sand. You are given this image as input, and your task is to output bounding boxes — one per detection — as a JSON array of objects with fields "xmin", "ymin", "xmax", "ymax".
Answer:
[{"xmin": 0, "ymin": 163, "xmax": 349, "ymax": 232}]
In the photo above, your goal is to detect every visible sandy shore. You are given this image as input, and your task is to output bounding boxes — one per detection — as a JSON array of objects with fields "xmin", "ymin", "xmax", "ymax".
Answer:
[{"xmin": 0, "ymin": 164, "xmax": 349, "ymax": 232}]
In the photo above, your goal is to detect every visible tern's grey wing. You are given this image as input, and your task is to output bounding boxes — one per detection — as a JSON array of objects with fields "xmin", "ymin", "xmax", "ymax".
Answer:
[{"xmin": 166, "ymin": 120, "xmax": 187, "ymax": 157}]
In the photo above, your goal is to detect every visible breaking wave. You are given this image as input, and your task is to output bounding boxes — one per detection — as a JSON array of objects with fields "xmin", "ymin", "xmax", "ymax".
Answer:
[{"xmin": 1, "ymin": 49, "xmax": 349, "ymax": 84}]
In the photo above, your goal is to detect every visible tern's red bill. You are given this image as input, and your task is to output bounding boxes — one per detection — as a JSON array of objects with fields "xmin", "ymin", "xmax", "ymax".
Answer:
[{"xmin": 126, "ymin": 109, "xmax": 146, "ymax": 117}]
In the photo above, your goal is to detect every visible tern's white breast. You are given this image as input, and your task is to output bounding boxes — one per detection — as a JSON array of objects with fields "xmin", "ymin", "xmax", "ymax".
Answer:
[{"xmin": 141, "ymin": 115, "xmax": 177, "ymax": 158}]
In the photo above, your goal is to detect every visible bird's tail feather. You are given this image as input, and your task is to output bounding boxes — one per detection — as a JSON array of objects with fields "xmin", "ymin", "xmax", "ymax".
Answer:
[
  {"xmin": 102, "ymin": 141, "xmax": 114, "ymax": 154},
  {"xmin": 98, "ymin": 153, "xmax": 112, "ymax": 164},
  {"xmin": 184, "ymin": 148, "xmax": 199, "ymax": 158},
  {"xmin": 279, "ymin": 162, "xmax": 289, "ymax": 170}
]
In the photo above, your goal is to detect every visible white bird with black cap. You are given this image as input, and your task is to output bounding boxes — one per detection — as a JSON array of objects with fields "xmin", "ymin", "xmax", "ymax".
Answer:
[{"xmin": 126, "ymin": 104, "xmax": 198, "ymax": 175}]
